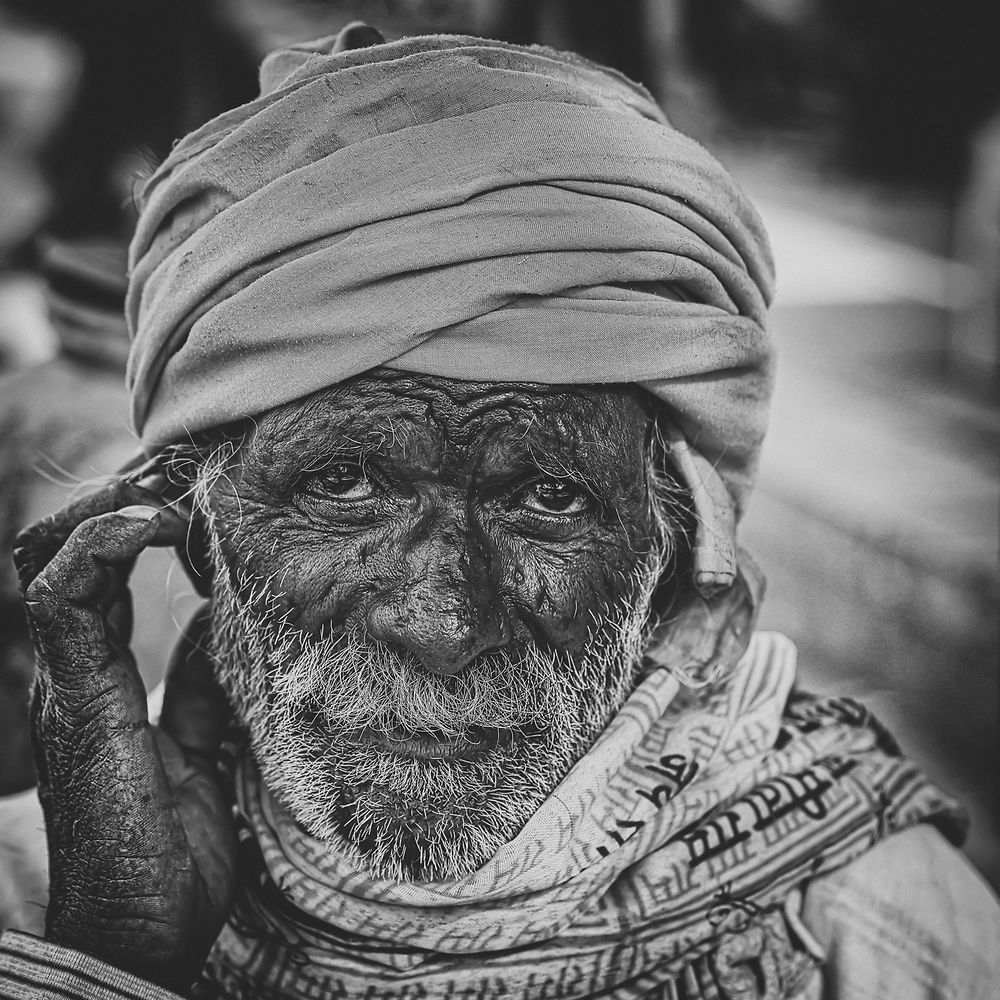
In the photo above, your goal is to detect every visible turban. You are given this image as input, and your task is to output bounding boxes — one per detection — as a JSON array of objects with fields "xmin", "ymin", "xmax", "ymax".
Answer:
[{"xmin": 126, "ymin": 27, "xmax": 775, "ymax": 591}]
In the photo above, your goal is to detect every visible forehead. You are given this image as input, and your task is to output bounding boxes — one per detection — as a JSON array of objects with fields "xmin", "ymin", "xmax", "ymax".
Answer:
[{"xmin": 242, "ymin": 369, "xmax": 653, "ymax": 476}]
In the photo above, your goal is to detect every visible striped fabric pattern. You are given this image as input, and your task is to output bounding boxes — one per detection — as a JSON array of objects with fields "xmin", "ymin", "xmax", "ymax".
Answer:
[{"xmin": 0, "ymin": 931, "xmax": 181, "ymax": 1000}]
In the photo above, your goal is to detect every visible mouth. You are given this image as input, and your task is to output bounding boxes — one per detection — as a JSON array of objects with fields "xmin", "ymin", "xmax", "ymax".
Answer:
[
  {"xmin": 335, "ymin": 724, "xmax": 543, "ymax": 761},
  {"xmin": 368, "ymin": 730, "xmax": 479, "ymax": 760},
  {"xmin": 297, "ymin": 700, "xmax": 547, "ymax": 760}
]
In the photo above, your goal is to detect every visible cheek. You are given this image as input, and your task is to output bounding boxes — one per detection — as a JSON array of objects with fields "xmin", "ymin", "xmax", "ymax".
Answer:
[
  {"xmin": 210, "ymin": 489, "xmax": 657, "ymax": 650},
  {"xmin": 210, "ymin": 496, "xmax": 406, "ymax": 632},
  {"xmin": 494, "ymin": 532, "xmax": 648, "ymax": 650}
]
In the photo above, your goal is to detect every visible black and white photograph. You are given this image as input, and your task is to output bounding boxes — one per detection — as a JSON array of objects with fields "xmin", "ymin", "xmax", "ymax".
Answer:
[{"xmin": 0, "ymin": 2, "xmax": 997, "ymax": 997}]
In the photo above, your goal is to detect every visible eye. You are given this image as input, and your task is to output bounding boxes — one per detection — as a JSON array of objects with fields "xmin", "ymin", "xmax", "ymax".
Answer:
[
  {"xmin": 520, "ymin": 479, "xmax": 589, "ymax": 516},
  {"xmin": 307, "ymin": 462, "xmax": 374, "ymax": 501}
]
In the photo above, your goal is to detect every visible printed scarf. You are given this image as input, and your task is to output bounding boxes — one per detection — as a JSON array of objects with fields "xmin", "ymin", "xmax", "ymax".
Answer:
[{"xmin": 200, "ymin": 632, "xmax": 961, "ymax": 999}]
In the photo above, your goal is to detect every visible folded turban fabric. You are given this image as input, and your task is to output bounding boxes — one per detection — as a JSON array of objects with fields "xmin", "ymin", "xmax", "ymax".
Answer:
[{"xmin": 126, "ymin": 27, "xmax": 775, "ymax": 585}]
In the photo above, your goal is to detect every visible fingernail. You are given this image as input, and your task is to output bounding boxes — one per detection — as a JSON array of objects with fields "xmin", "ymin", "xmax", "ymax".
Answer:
[{"xmin": 118, "ymin": 504, "xmax": 160, "ymax": 521}]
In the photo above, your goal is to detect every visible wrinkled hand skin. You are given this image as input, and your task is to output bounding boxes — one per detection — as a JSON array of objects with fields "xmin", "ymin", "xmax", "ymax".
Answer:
[{"xmin": 13, "ymin": 478, "xmax": 236, "ymax": 991}]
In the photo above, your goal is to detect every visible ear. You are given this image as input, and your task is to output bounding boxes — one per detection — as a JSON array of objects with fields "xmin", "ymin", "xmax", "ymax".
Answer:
[
  {"xmin": 118, "ymin": 447, "xmax": 215, "ymax": 597},
  {"xmin": 161, "ymin": 448, "xmax": 215, "ymax": 598},
  {"xmin": 175, "ymin": 509, "xmax": 213, "ymax": 598}
]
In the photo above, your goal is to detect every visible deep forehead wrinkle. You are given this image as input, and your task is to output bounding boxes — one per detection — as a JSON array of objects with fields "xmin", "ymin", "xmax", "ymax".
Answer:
[
  {"xmin": 252, "ymin": 370, "xmax": 626, "ymax": 444},
  {"xmin": 245, "ymin": 388, "xmax": 408, "ymax": 465},
  {"xmin": 350, "ymin": 370, "xmax": 606, "ymax": 445},
  {"xmin": 350, "ymin": 373, "xmax": 654, "ymax": 482},
  {"xmin": 241, "ymin": 369, "xmax": 653, "ymax": 493}
]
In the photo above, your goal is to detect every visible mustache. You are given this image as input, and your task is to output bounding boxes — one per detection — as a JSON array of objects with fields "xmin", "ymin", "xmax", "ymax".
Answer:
[{"xmin": 270, "ymin": 627, "xmax": 590, "ymax": 740}]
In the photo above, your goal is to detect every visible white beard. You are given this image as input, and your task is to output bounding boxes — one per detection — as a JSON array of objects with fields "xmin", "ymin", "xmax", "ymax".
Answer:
[{"xmin": 204, "ymin": 521, "xmax": 665, "ymax": 882}]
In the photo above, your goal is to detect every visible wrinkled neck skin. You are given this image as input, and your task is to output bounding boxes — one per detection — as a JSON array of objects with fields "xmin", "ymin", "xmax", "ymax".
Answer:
[{"xmin": 195, "ymin": 368, "xmax": 683, "ymax": 879}]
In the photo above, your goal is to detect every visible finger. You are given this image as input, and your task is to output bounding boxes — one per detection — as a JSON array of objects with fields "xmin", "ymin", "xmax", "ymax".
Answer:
[
  {"xmin": 132, "ymin": 470, "xmax": 194, "ymax": 521},
  {"xmin": 25, "ymin": 508, "xmax": 171, "ymax": 692},
  {"xmin": 131, "ymin": 459, "xmax": 213, "ymax": 597},
  {"xmin": 13, "ymin": 480, "xmax": 189, "ymax": 592},
  {"xmin": 105, "ymin": 583, "xmax": 135, "ymax": 649},
  {"xmin": 26, "ymin": 507, "xmax": 160, "ymax": 618},
  {"xmin": 160, "ymin": 605, "xmax": 232, "ymax": 758},
  {"xmin": 22, "ymin": 510, "xmax": 161, "ymax": 798},
  {"xmin": 27, "ymin": 517, "xmax": 187, "ymax": 841}
]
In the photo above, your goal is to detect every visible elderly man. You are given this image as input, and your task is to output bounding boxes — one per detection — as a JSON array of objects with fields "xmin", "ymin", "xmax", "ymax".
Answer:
[{"xmin": 1, "ymin": 25, "xmax": 998, "ymax": 1000}]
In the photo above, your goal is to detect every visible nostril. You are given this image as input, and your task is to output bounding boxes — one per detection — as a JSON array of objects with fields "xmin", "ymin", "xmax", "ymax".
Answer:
[
  {"xmin": 416, "ymin": 642, "xmax": 479, "ymax": 677},
  {"xmin": 366, "ymin": 606, "xmax": 508, "ymax": 677},
  {"xmin": 422, "ymin": 616, "xmax": 512, "ymax": 676},
  {"xmin": 366, "ymin": 579, "xmax": 513, "ymax": 677}
]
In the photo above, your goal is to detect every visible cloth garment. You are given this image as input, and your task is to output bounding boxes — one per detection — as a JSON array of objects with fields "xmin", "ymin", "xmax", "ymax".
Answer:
[
  {"xmin": 3, "ymin": 635, "xmax": 997, "ymax": 999},
  {"xmin": 197, "ymin": 632, "xmax": 963, "ymax": 999},
  {"xmin": 4, "ymin": 824, "xmax": 999, "ymax": 999},
  {"xmin": 5, "ymin": 824, "xmax": 998, "ymax": 1000},
  {"xmin": 124, "ymin": 30, "xmax": 775, "ymax": 591},
  {"xmin": 0, "ymin": 932, "xmax": 173, "ymax": 1000}
]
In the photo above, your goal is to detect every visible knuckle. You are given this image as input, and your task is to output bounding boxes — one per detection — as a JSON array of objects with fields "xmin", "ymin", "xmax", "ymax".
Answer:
[
  {"xmin": 24, "ymin": 575, "xmax": 61, "ymax": 618},
  {"xmin": 12, "ymin": 485, "xmax": 147, "ymax": 591},
  {"xmin": 31, "ymin": 515, "xmax": 137, "ymax": 599},
  {"xmin": 26, "ymin": 572, "xmax": 57, "ymax": 601},
  {"xmin": 13, "ymin": 519, "xmax": 61, "ymax": 590}
]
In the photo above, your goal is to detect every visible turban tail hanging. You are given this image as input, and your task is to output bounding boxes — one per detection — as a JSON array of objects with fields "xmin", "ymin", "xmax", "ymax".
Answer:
[{"xmin": 125, "ymin": 30, "xmax": 776, "ymax": 592}]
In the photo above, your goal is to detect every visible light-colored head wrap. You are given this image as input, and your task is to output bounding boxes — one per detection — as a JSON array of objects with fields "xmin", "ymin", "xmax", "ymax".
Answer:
[{"xmin": 126, "ymin": 27, "xmax": 775, "ymax": 593}]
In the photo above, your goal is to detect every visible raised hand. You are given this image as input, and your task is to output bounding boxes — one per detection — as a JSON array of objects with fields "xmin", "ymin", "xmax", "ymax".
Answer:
[{"xmin": 13, "ymin": 475, "xmax": 235, "ymax": 992}]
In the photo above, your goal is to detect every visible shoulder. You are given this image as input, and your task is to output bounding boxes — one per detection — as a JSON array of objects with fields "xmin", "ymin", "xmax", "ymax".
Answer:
[{"xmin": 803, "ymin": 824, "xmax": 1000, "ymax": 1000}]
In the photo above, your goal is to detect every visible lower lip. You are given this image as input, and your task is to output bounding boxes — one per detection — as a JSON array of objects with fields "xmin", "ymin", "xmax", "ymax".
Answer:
[
  {"xmin": 346, "ymin": 727, "xmax": 504, "ymax": 760},
  {"xmin": 379, "ymin": 734, "xmax": 473, "ymax": 760}
]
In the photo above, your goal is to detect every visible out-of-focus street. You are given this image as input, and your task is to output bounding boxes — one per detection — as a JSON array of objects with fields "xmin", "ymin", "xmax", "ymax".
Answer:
[{"xmin": 734, "ymin": 154, "xmax": 999, "ymax": 884}]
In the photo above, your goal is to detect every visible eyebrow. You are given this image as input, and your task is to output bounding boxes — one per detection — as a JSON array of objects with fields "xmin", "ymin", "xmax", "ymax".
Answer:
[
  {"xmin": 522, "ymin": 445, "xmax": 601, "ymax": 489},
  {"xmin": 472, "ymin": 426, "xmax": 611, "ymax": 497},
  {"xmin": 296, "ymin": 429, "xmax": 394, "ymax": 471}
]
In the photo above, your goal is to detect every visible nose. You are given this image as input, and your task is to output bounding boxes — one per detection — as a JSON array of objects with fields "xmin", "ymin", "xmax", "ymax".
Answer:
[{"xmin": 365, "ymin": 508, "xmax": 511, "ymax": 676}]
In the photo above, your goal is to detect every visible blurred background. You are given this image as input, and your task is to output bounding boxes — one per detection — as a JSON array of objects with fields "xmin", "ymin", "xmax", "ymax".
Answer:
[{"xmin": 0, "ymin": 0, "xmax": 997, "ymax": 886}]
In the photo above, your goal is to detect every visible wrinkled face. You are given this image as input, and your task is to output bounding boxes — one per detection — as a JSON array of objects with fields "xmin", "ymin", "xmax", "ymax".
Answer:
[{"xmin": 196, "ymin": 370, "xmax": 680, "ymax": 880}]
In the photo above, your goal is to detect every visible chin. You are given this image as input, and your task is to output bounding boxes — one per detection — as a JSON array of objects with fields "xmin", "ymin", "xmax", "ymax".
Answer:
[{"xmin": 255, "ymin": 720, "xmax": 572, "ymax": 882}]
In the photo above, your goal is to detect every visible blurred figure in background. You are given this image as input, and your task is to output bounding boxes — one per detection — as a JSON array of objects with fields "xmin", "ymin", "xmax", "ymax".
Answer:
[
  {"xmin": 0, "ymin": 0, "xmax": 258, "ymax": 825},
  {"xmin": 4, "ymin": 0, "xmax": 259, "ymax": 244},
  {"xmin": 0, "ymin": 6, "xmax": 71, "ymax": 368},
  {"xmin": 0, "ymin": 0, "xmax": 260, "ymax": 371}
]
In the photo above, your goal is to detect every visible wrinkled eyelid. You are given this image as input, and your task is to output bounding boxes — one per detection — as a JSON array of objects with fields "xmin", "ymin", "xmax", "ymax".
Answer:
[
  {"xmin": 298, "ymin": 450, "xmax": 370, "ymax": 477},
  {"xmin": 523, "ymin": 459, "xmax": 596, "ymax": 488},
  {"xmin": 529, "ymin": 469, "xmax": 602, "ymax": 501}
]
